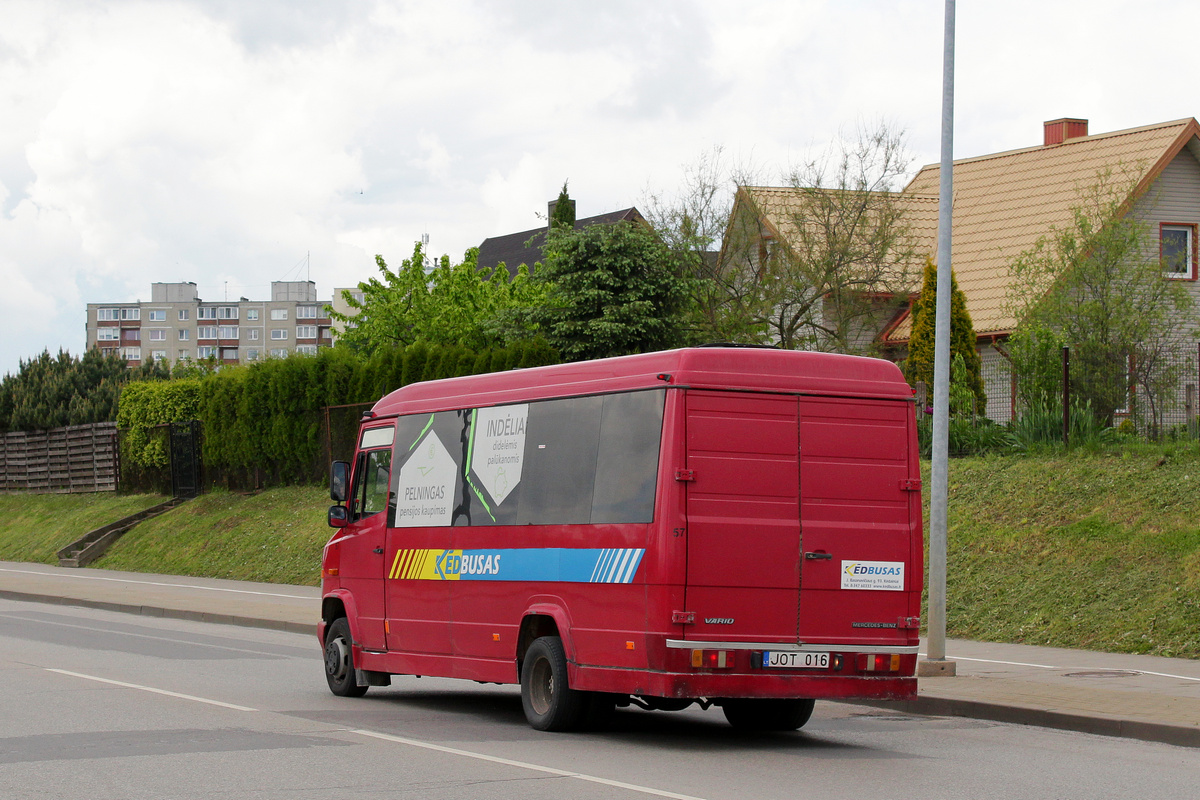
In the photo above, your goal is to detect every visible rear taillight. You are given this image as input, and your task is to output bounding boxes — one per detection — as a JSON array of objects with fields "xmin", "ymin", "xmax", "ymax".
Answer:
[
  {"xmin": 857, "ymin": 653, "xmax": 901, "ymax": 672},
  {"xmin": 691, "ymin": 649, "xmax": 734, "ymax": 669}
]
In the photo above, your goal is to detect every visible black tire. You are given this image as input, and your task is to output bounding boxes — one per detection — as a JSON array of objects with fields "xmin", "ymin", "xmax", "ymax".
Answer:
[
  {"xmin": 721, "ymin": 698, "xmax": 815, "ymax": 731},
  {"xmin": 323, "ymin": 617, "xmax": 368, "ymax": 698},
  {"xmin": 520, "ymin": 636, "xmax": 587, "ymax": 731}
]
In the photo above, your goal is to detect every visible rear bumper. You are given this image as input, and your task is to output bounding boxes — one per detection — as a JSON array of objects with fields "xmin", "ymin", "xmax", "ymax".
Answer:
[
  {"xmin": 574, "ymin": 638, "xmax": 919, "ymax": 700},
  {"xmin": 574, "ymin": 664, "xmax": 916, "ymax": 701}
]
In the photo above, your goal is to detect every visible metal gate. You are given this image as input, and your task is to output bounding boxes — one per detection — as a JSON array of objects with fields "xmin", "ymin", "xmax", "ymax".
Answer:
[{"xmin": 169, "ymin": 421, "xmax": 202, "ymax": 498}]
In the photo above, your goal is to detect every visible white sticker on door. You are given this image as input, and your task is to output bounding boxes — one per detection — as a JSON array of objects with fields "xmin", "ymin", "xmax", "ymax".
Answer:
[
  {"xmin": 840, "ymin": 560, "xmax": 905, "ymax": 591},
  {"xmin": 470, "ymin": 404, "xmax": 528, "ymax": 505},
  {"xmin": 395, "ymin": 430, "xmax": 457, "ymax": 527}
]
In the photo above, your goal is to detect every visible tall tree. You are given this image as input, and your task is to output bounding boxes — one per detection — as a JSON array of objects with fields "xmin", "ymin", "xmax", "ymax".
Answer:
[
  {"xmin": 531, "ymin": 220, "xmax": 689, "ymax": 361},
  {"xmin": 0, "ymin": 348, "xmax": 160, "ymax": 433},
  {"xmin": 904, "ymin": 257, "xmax": 986, "ymax": 413},
  {"xmin": 1005, "ymin": 169, "xmax": 1197, "ymax": 426},
  {"xmin": 648, "ymin": 124, "xmax": 919, "ymax": 353},
  {"xmin": 549, "ymin": 181, "xmax": 575, "ymax": 230},
  {"xmin": 760, "ymin": 122, "xmax": 918, "ymax": 353},
  {"xmin": 643, "ymin": 147, "xmax": 773, "ymax": 344},
  {"xmin": 328, "ymin": 243, "xmax": 546, "ymax": 355}
]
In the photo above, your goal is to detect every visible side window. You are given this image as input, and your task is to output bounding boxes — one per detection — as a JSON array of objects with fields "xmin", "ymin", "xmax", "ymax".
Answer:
[
  {"xmin": 390, "ymin": 390, "xmax": 664, "ymax": 528},
  {"xmin": 351, "ymin": 449, "xmax": 392, "ymax": 521},
  {"xmin": 350, "ymin": 425, "xmax": 397, "ymax": 522}
]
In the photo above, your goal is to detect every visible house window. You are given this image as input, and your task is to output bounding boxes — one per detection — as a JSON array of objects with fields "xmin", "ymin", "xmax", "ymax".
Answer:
[
  {"xmin": 178, "ymin": 329, "xmax": 190, "ymax": 341},
  {"xmin": 178, "ymin": 349, "xmax": 191, "ymax": 360},
  {"xmin": 198, "ymin": 326, "xmax": 218, "ymax": 340},
  {"xmin": 150, "ymin": 350, "xmax": 167, "ymax": 361},
  {"xmin": 121, "ymin": 347, "xmax": 141, "ymax": 361},
  {"xmin": 220, "ymin": 347, "xmax": 239, "ymax": 360},
  {"xmin": 148, "ymin": 330, "xmax": 166, "ymax": 341},
  {"xmin": 246, "ymin": 349, "xmax": 260, "ymax": 361},
  {"xmin": 271, "ymin": 329, "xmax": 288, "ymax": 340},
  {"xmin": 97, "ymin": 308, "xmax": 119, "ymax": 321},
  {"xmin": 218, "ymin": 326, "xmax": 239, "ymax": 339},
  {"xmin": 1162, "ymin": 224, "xmax": 1196, "ymax": 279},
  {"xmin": 179, "ymin": 309, "xmax": 190, "ymax": 321},
  {"xmin": 320, "ymin": 327, "xmax": 332, "ymax": 340},
  {"xmin": 296, "ymin": 325, "xmax": 317, "ymax": 339},
  {"xmin": 271, "ymin": 308, "xmax": 288, "ymax": 320},
  {"xmin": 198, "ymin": 307, "xmax": 217, "ymax": 320},
  {"xmin": 218, "ymin": 307, "xmax": 238, "ymax": 320},
  {"xmin": 120, "ymin": 308, "xmax": 140, "ymax": 321},
  {"xmin": 246, "ymin": 309, "xmax": 259, "ymax": 321},
  {"xmin": 297, "ymin": 306, "xmax": 318, "ymax": 319},
  {"xmin": 198, "ymin": 346, "xmax": 217, "ymax": 359},
  {"xmin": 247, "ymin": 329, "xmax": 260, "ymax": 341},
  {"xmin": 123, "ymin": 329, "xmax": 140, "ymax": 342},
  {"xmin": 97, "ymin": 328, "xmax": 120, "ymax": 341},
  {"xmin": 296, "ymin": 344, "xmax": 318, "ymax": 355},
  {"xmin": 148, "ymin": 310, "xmax": 166, "ymax": 321},
  {"xmin": 270, "ymin": 347, "xmax": 289, "ymax": 358}
]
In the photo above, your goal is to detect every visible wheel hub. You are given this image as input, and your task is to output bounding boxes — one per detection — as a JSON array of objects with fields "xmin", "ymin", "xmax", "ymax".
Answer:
[{"xmin": 325, "ymin": 637, "xmax": 350, "ymax": 680}]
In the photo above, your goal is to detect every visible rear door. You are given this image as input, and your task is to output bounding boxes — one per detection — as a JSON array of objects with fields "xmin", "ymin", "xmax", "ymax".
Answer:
[
  {"xmin": 682, "ymin": 390, "xmax": 800, "ymax": 643},
  {"xmin": 796, "ymin": 397, "xmax": 919, "ymax": 645}
]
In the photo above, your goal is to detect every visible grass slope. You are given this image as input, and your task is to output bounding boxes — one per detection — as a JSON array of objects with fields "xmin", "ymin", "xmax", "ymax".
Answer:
[
  {"xmin": 942, "ymin": 449, "xmax": 1200, "ymax": 658},
  {"xmin": 0, "ymin": 492, "xmax": 168, "ymax": 564},
  {"xmin": 95, "ymin": 486, "xmax": 331, "ymax": 585}
]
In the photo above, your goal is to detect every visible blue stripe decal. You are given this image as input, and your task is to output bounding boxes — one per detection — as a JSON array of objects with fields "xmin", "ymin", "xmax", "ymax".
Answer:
[{"xmin": 446, "ymin": 548, "xmax": 645, "ymax": 583}]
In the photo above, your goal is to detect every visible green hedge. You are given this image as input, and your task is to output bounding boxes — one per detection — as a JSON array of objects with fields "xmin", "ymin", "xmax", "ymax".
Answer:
[
  {"xmin": 191, "ymin": 340, "xmax": 557, "ymax": 489},
  {"xmin": 116, "ymin": 379, "xmax": 202, "ymax": 469}
]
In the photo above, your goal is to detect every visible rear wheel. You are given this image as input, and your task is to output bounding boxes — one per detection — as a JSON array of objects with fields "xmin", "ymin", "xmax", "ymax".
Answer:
[
  {"xmin": 521, "ymin": 636, "xmax": 587, "ymax": 731},
  {"xmin": 324, "ymin": 617, "xmax": 368, "ymax": 698},
  {"xmin": 721, "ymin": 698, "xmax": 815, "ymax": 731}
]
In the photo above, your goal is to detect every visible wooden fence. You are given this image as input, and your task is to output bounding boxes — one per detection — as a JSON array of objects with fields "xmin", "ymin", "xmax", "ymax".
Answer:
[{"xmin": 0, "ymin": 422, "xmax": 118, "ymax": 493}]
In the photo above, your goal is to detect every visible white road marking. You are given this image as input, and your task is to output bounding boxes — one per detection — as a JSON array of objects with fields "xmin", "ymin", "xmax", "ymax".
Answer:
[
  {"xmin": 351, "ymin": 728, "xmax": 709, "ymax": 800},
  {"xmin": 0, "ymin": 566, "xmax": 311, "ymax": 600},
  {"xmin": 45, "ymin": 668, "xmax": 259, "ymax": 711},
  {"xmin": 920, "ymin": 652, "xmax": 1200, "ymax": 683}
]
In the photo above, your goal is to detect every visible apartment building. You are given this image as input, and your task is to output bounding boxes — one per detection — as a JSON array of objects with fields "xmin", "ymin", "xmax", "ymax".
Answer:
[{"xmin": 86, "ymin": 281, "xmax": 335, "ymax": 366}]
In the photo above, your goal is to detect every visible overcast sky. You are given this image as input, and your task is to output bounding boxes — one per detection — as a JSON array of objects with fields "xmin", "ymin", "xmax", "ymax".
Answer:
[{"xmin": 2, "ymin": 0, "xmax": 1196, "ymax": 377}]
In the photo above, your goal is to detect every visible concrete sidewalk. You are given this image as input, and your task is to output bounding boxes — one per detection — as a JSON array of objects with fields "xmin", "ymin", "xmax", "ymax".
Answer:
[{"xmin": 2, "ymin": 560, "xmax": 1198, "ymax": 748}]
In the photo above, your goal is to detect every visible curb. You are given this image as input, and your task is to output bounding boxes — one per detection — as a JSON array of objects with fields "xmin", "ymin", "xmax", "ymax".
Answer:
[
  {"xmin": 855, "ymin": 696, "xmax": 1200, "ymax": 749},
  {"xmin": 0, "ymin": 588, "xmax": 314, "ymax": 637}
]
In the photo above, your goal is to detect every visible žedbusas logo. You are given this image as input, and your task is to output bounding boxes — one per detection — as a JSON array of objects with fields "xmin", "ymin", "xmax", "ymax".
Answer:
[{"xmin": 840, "ymin": 560, "xmax": 904, "ymax": 591}]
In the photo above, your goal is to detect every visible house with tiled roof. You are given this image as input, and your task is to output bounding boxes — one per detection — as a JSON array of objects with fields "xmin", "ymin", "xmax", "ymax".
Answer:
[
  {"xmin": 734, "ymin": 117, "xmax": 1200, "ymax": 421},
  {"xmin": 477, "ymin": 200, "xmax": 648, "ymax": 277}
]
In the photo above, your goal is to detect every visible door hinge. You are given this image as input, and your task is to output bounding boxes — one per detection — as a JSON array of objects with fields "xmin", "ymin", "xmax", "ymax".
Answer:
[
  {"xmin": 899, "ymin": 616, "xmax": 921, "ymax": 629},
  {"xmin": 900, "ymin": 478, "xmax": 922, "ymax": 491},
  {"xmin": 675, "ymin": 468, "xmax": 696, "ymax": 482},
  {"xmin": 672, "ymin": 611, "xmax": 696, "ymax": 624}
]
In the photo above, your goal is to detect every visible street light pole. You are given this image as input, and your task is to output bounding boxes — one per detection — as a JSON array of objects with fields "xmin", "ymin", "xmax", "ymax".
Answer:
[{"xmin": 920, "ymin": 0, "xmax": 957, "ymax": 678}]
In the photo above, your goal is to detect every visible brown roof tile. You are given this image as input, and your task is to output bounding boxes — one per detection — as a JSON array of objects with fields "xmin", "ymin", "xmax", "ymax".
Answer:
[{"xmin": 892, "ymin": 118, "xmax": 1199, "ymax": 340}]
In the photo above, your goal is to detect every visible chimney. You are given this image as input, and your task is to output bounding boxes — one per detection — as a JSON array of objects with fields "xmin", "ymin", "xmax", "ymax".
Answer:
[{"xmin": 1044, "ymin": 118, "xmax": 1089, "ymax": 146}]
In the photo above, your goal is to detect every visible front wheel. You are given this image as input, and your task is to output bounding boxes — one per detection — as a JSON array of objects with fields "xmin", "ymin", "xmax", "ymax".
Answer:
[
  {"xmin": 721, "ymin": 698, "xmax": 815, "ymax": 731},
  {"xmin": 521, "ymin": 636, "xmax": 587, "ymax": 731},
  {"xmin": 324, "ymin": 617, "xmax": 368, "ymax": 698}
]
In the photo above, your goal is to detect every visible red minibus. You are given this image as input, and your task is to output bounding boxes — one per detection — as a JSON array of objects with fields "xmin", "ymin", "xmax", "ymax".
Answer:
[{"xmin": 319, "ymin": 346, "xmax": 923, "ymax": 731}]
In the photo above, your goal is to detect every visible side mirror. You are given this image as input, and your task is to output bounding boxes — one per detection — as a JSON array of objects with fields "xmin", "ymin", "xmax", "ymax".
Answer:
[
  {"xmin": 328, "ymin": 504, "xmax": 349, "ymax": 528},
  {"xmin": 330, "ymin": 461, "xmax": 350, "ymax": 502}
]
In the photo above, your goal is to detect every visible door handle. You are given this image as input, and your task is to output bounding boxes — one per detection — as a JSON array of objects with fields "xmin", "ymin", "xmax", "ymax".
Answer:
[
  {"xmin": 804, "ymin": 551, "xmax": 832, "ymax": 560},
  {"xmin": 373, "ymin": 547, "xmax": 384, "ymax": 555}
]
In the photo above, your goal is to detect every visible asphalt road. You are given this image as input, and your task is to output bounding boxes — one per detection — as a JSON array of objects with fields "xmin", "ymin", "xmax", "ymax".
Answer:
[{"xmin": 1, "ymin": 597, "xmax": 1197, "ymax": 800}]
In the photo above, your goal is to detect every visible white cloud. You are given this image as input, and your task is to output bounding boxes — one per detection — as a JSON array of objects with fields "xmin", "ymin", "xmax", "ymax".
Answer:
[{"xmin": 4, "ymin": 0, "xmax": 1200, "ymax": 378}]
